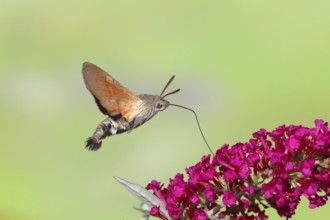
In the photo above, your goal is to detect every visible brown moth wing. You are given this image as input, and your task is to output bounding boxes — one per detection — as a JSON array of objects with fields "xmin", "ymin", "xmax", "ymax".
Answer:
[
  {"xmin": 101, "ymin": 98, "xmax": 144, "ymax": 122},
  {"xmin": 82, "ymin": 62, "xmax": 143, "ymax": 121}
]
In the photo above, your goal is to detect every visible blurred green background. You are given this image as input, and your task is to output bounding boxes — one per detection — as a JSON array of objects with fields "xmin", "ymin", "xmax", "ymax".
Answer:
[{"xmin": 1, "ymin": 0, "xmax": 329, "ymax": 219}]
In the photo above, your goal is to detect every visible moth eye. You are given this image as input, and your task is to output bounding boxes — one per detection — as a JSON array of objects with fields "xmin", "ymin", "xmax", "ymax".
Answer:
[{"xmin": 156, "ymin": 103, "xmax": 162, "ymax": 109}]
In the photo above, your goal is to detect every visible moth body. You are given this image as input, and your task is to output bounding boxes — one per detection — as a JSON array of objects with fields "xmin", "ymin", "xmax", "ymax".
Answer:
[{"xmin": 82, "ymin": 62, "xmax": 177, "ymax": 151}]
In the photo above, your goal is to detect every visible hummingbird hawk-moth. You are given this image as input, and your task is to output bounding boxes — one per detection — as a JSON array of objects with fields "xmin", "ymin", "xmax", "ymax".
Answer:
[{"xmin": 82, "ymin": 62, "xmax": 180, "ymax": 151}]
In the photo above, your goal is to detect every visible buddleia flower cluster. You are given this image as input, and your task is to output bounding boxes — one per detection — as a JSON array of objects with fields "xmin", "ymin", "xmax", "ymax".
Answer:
[{"xmin": 146, "ymin": 119, "xmax": 330, "ymax": 219}]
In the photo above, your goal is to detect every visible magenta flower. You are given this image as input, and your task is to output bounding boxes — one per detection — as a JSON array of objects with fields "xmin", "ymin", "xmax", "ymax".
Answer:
[
  {"xmin": 223, "ymin": 190, "xmax": 236, "ymax": 206},
  {"xmin": 193, "ymin": 209, "xmax": 207, "ymax": 220},
  {"xmin": 150, "ymin": 206, "xmax": 160, "ymax": 215},
  {"xmin": 146, "ymin": 119, "xmax": 330, "ymax": 219}
]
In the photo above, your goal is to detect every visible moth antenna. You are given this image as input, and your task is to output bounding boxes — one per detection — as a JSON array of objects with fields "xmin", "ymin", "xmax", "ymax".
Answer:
[
  {"xmin": 162, "ymin": 88, "xmax": 181, "ymax": 98},
  {"xmin": 169, "ymin": 104, "xmax": 214, "ymax": 155},
  {"xmin": 160, "ymin": 75, "xmax": 176, "ymax": 97}
]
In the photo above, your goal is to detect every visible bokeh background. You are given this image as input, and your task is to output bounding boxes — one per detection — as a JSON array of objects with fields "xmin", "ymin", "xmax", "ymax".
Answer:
[{"xmin": 1, "ymin": 0, "xmax": 329, "ymax": 219}]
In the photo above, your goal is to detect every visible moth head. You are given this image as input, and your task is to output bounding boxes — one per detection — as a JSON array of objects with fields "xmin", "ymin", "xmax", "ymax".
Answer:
[
  {"xmin": 137, "ymin": 95, "xmax": 170, "ymax": 113},
  {"xmin": 139, "ymin": 75, "xmax": 179, "ymax": 113},
  {"xmin": 155, "ymin": 97, "xmax": 170, "ymax": 112}
]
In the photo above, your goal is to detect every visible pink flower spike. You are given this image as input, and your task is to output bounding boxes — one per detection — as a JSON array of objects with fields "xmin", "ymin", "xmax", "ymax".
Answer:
[{"xmin": 145, "ymin": 119, "xmax": 330, "ymax": 219}]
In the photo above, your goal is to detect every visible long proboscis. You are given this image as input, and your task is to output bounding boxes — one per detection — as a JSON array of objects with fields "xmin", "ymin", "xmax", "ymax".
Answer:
[{"xmin": 169, "ymin": 104, "xmax": 214, "ymax": 155}]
